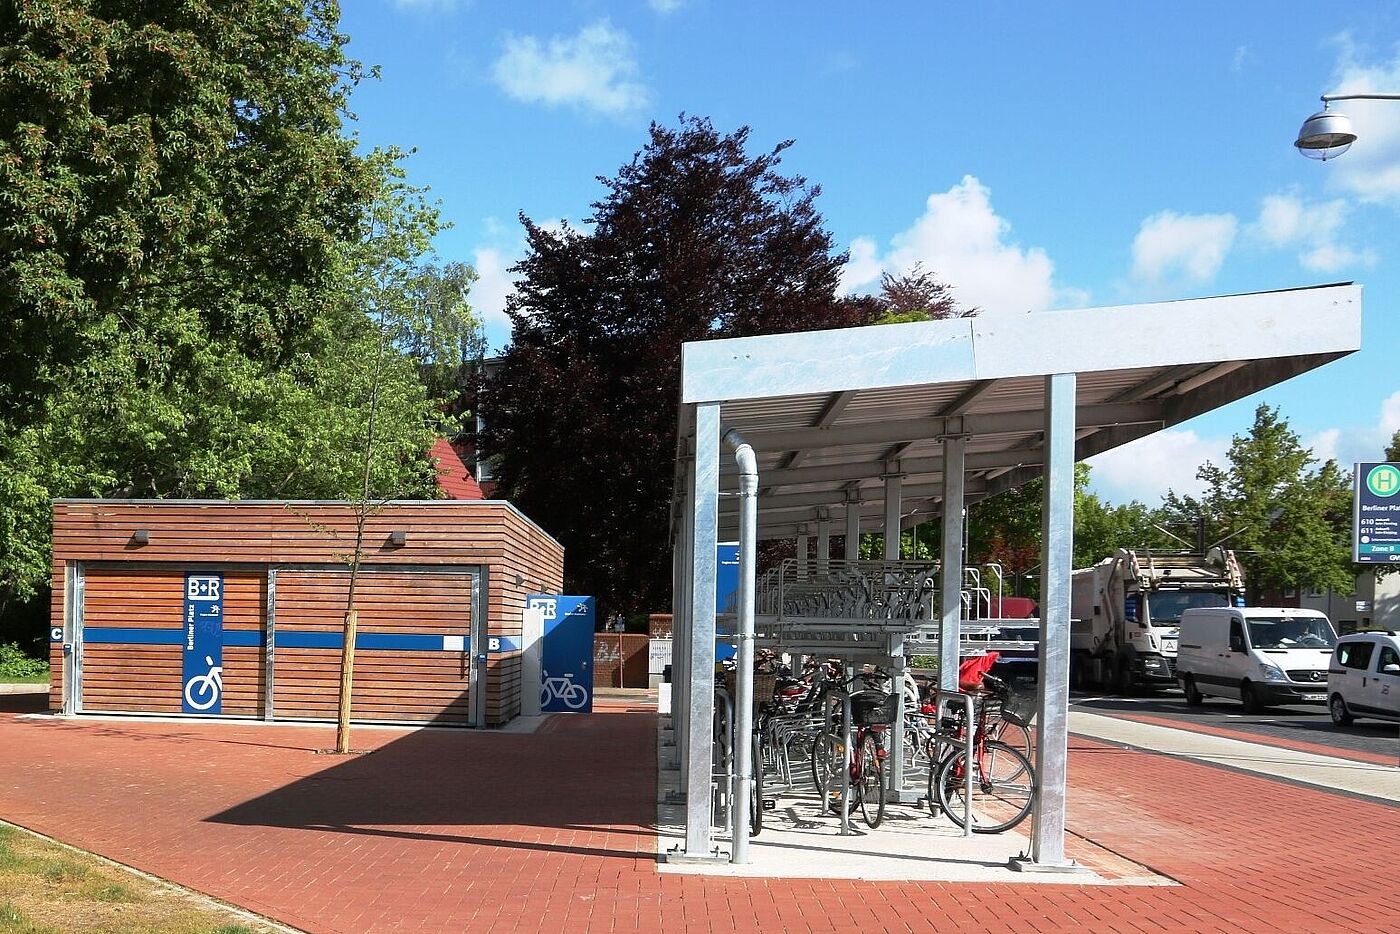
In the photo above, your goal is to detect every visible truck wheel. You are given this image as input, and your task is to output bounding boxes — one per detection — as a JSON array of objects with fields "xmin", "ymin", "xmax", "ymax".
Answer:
[
  {"xmin": 1114, "ymin": 658, "xmax": 1134, "ymax": 695},
  {"xmin": 1071, "ymin": 657, "xmax": 1087, "ymax": 691},
  {"xmin": 1183, "ymin": 677, "xmax": 1204, "ymax": 706},
  {"xmin": 1240, "ymin": 681, "xmax": 1262, "ymax": 714}
]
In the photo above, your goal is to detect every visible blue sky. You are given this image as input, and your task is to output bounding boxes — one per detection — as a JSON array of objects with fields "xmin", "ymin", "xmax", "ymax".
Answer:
[{"xmin": 342, "ymin": 1, "xmax": 1400, "ymax": 505}]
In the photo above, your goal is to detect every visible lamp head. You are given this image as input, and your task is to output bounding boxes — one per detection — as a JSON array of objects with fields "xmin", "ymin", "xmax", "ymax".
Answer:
[{"xmin": 1295, "ymin": 108, "xmax": 1356, "ymax": 160}]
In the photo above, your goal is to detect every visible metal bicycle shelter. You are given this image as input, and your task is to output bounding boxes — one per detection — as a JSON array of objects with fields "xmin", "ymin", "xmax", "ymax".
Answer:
[{"xmin": 666, "ymin": 283, "xmax": 1362, "ymax": 869}]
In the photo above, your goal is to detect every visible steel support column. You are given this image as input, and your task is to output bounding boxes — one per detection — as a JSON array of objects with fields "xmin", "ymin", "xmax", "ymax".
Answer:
[
  {"xmin": 675, "ymin": 461, "xmax": 696, "ymax": 779},
  {"xmin": 1030, "ymin": 372, "xmax": 1076, "ymax": 867},
  {"xmin": 796, "ymin": 530, "xmax": 810, "ymax": 576},
  {"xmin": 683, "ymin": 403, "xmax": 721, "ymax": 858},
  {"xmin": 815, "ymin": 511, "xmax": 831, "ymax": 575},
  {"xmin": 883, "ymin": 472, "xmax": 903, "ymax": 560},
  {"xmin": 939, "ymin": 436, "xmax": 966, "ymax": 692},
  {"xmin": 844, "ymin": 494, "xmax": 861, "ymax": 561}
]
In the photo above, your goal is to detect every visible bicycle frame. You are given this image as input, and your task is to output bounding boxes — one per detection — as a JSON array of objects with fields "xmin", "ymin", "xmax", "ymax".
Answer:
[{"xmin": 926, "ymin": 689, "xmax": 975, "ymax": 837}]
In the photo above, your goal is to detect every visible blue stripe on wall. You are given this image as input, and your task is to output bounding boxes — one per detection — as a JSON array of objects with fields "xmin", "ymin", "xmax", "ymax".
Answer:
[{"xmin": 82, "ymin": 628, "xmax": 468, "ymax": 652}]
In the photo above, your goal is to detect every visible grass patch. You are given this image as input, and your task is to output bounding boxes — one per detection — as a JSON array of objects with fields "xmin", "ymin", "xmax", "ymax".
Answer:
[
  {"xmin": 83, "ymin": 882, "xmax": 138, "ymax": 904},
  {"xmin": 0, "ymin": 822, "xmax": 280, "ymax": 933},
  {"xmin": 0, "ymin": 645, "xmax": 48, "ymax": 683}
]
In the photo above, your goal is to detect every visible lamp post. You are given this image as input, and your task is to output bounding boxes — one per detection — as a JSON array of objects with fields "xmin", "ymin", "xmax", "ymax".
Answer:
[{"xmin": 1295, "ymin": 92, "xmax": 1400, "ymax": 160}]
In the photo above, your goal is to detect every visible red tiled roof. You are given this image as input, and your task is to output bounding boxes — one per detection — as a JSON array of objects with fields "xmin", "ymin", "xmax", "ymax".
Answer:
[{"xmin": 430, "ymin": 438, "xmax": 484, "ymax": 500}]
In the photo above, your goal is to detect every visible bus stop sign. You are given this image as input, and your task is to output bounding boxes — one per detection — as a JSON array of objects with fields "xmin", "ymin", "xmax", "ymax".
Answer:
[{"xmin": 1354, "ymin": 462, "xmax": 1400, "ymax": 563}]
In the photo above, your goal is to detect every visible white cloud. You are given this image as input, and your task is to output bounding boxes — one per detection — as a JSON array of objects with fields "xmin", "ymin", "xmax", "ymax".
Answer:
[
  {"xmin": 838, "ymin": 175, "xmax": 1077, "ymax": 314},
  {"xmin": 1231, "ymin": 45, "xmax": 1249, "ymax": 73},
  {"xmin": 492, "ymin": 21, "xmax": 649, "ymax": 117},
  {"xmin": 1087, "ymin": 429, "xmax": 1231, "ymax": 504},
  {"xmin": 1306, "ymin": 428, "xmax": 1341, "ymax": 464},
  {"xmin": 647, "ymin": 0, "xmax": 685, "ymax": 12},
  {"xmin": 1250, "ymin": 192, "xmax": 1374, "ymax": 272},
  {"xmin": 471, "ymin": 247, "xmax": 516, "ymax": 349},
  {"xmin": 1382, "ymin": 389, "xmax": 1400, "ymax": 437},
  {"xmin": 1130, "ymin": 210, "xmax": 1237, "ymax": 286},
  {"xmin": 1321, "ymin": 38, "xmax": 1400, "ymax": 204}
]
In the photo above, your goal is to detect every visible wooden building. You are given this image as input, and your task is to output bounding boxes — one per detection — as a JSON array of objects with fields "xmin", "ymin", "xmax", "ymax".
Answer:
[{"xmin": 48, "ymin": 500, "xmax": 562, "ymax": 727}]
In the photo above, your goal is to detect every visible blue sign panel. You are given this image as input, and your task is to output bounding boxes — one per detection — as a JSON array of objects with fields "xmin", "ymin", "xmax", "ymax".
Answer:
[
  {"xmin": 530, "ymin": 595, "xmax": 594, "ymax": 713},
  {"xmin": 1354, "ymin": 462, "xmax": 1400, "ymax": 563},
  {"xmin": 181, "ymin": 573, "xmax": 224, "ymax": 714},
  {"xmin": 716, "ymin": 543, "xmax": 740, "ymax": 662},
  {"xmin": 1124, "ymin": 595, "xmax": 1140, "ymax": 623}
]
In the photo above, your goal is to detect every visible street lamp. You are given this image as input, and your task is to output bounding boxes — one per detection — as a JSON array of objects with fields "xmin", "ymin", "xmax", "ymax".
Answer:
[{"xmin": 1295, "ymin": 93, "xmax": 1400, "ymax": 160}]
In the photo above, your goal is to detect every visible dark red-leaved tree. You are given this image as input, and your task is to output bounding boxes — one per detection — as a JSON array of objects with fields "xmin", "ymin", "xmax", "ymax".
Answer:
[{"xmin": 481, "ymin": 116, "xmax": 878, "ymax": 616}]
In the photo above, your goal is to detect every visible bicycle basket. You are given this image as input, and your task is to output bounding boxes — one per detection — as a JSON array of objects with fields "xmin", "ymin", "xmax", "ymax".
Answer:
[
  {"xmin": 850, "ymin": 690, "xmax": 897, "ymax": 727},
  {"xmin": 1002, "ymin": 687, "xmax": 1037, "ymax": 724}
]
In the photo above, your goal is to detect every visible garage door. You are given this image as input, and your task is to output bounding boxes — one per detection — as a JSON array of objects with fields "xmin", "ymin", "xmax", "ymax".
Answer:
[
  {"xmin": 272, "ymin": 569, "xmax": 478, "ymax": 724},
  {"xmin": 80, "ymin": 567, "xmax": 267, "ymax": 716}
]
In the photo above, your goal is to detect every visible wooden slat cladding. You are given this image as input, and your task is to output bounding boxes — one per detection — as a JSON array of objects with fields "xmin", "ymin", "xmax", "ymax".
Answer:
[
  {"xmin": 483, "ymin": 514, "xmax": 564, "ymax": 723},
  {"xmin": 50, "ymin": 500, "xmax": 565, "ymax": 726},
  {"xmin": 273, "ymin": 569, "xmax": 473, "ymax": 724},
  {"xmin": 79, "ymin": 569, "xmax": 266, "ymax": 716},
  {"xmin": 275, "ymin": 570, "xmax": 472, "ymax": 631},
  {"xmin": 83, "ymin": 645, "xmax": 264, "ymax": 716},
  {"xmin": 273, "ymin": 648, "xmax": 471, "ymax": 723},
  {"xmin": 51, "ymin": 501, "xmax": 553, "ymax": 567}
]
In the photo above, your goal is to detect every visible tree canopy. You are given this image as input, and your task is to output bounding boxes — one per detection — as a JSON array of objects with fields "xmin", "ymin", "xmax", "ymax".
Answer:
[
  {"xmin": 0, "ymin": 2, "xmax": 481, "ymax": 634},
  {"xmin": 1158, "ymin": 404, "xmax": 1354, "ymax": 601},
  {"xmin": 481, "ymin": 116, "xmax": 882, "ymax": 614}
]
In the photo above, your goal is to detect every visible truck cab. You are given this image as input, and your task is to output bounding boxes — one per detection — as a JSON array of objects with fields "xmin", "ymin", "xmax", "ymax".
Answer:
[{"xmin": 1071, "ymin": 547, "xmax": 1245, "ymax": 692}]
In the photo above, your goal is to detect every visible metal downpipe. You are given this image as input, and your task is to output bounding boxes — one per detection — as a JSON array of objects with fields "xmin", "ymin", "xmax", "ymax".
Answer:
[{"xmin": 722, "ymin": 427, "xmax": 758, "ymax": 864}]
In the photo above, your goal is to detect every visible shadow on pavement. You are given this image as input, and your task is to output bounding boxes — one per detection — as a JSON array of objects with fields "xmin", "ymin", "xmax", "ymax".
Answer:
[
  {"xmin": 206, "ymin": 706, "xmax": 658, "ymax": 862},
  {"xmin": 0, "ymin": 692, "xmax": 48, "ymax": 715}
]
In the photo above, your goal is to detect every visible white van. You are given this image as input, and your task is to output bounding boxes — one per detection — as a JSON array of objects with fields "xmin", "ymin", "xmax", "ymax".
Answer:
[
  {"xmin": 1176, "ymin": 607, "xmax": 1337, "ymax": 712},
  {"xmin": 1327, "ymin": 632, "xmax": 1400, "ymax": 725}
]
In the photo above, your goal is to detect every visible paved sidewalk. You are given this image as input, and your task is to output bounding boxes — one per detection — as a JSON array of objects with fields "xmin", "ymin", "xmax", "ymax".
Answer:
[
  {"xmin": 1069, "ymin": 709, "xmax": 1400, "ymax": 802},
  {"xmin": 0, "ymin": 692, "xmax": 1397, "ymax": 932}
]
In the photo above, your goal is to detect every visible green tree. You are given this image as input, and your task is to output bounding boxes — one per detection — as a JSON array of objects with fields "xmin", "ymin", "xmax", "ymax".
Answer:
[
  {"xmin": 0, "ymin": 0, "xmax": 377, "ymax": 426},
  {"xmin": 1158, "ymin": 405, "xmax": 1353, "ymax": 601},
  {"xmin": 482, "ymin": 116, "xmax": 879, "ymax": 614},
  {"xmin": 1385, "ymin": 431, "xmax": 1400, "ymax": 462},
  {"xmin": 873, "ymin": 264, "xmax": 977, "ymax": 324},
  {"xmin": 0, "ymin": 3, "xmax": 482, "ymax": 649},
  {"xmin": 965, "ymin": 464, "xmax": 1160, "ymax": 595}
]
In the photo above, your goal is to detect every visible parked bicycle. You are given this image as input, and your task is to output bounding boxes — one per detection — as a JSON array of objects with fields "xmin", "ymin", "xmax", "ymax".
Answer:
[
  {"xmin": 809, "ymin": 677, "xmax": 896, "ymax": 829},
  {"xmin": 925, "ymin": 677, "xmax": 1037, "ymax": 833}
]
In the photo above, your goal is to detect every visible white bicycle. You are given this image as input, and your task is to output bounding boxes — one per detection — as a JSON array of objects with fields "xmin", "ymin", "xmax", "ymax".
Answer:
[
  {"xmin": 540, "ymin": 670, "xmax": 588, "ymax": 710},
  {"xmin": 184, "ymin": 656, "xmax": 223, "ymax": 711}
]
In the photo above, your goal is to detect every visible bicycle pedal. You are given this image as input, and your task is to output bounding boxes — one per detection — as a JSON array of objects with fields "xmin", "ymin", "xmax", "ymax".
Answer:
[{"xmin": 761, "ymin": 798, "xmax": 777, "ymax": 811}]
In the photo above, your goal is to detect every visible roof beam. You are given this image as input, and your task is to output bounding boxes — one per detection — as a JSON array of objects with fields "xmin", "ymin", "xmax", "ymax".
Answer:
[
  {"xmin": 742, "ymin": 401, "xmax": 1163, "ymax": 453},
  {"xmin": 878, "ymin": 379, "xmax": 997, "ymax": 462},
  {"xmin": 723, "ymin": 480, "xmax": 990, "ymax": 517},
  {"xmin": 776, "ymin": 389, "xmax": 858, "ymax": 473},
  {"xmin": 756, "ymin": 448, "xmax": 1041, "ymax": 489}
]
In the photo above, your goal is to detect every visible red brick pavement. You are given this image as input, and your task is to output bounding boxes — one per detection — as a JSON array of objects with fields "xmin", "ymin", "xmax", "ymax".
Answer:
[
  {"xmin": 0, "ymin": 691, "xmax": 1396, "ymax": 933},
  {"xmin": 1091, "ymin": 707, "xmax": 1399, "ymax": 766}
]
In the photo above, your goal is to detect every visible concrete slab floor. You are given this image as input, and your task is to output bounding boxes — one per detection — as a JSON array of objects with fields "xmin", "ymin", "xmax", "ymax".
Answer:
[{"xmin": 652, "ymin": 717, "xmax": 1170, "ymax": 885}]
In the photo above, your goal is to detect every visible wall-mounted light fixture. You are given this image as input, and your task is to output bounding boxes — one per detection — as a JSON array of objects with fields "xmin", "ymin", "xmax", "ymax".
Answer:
[
  {"xmin": 389, "ymin": 530, "xmax": 408, "ymax": 547},
  {"xmin": 130, "ymin": 529, "xmax": 150, "ymax": 546}
]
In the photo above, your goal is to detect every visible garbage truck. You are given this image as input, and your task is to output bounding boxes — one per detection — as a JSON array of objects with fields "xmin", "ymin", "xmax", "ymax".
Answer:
[{"xmin": 1070, "ymin": 547, "xmax": 1246, "ymax": 691}]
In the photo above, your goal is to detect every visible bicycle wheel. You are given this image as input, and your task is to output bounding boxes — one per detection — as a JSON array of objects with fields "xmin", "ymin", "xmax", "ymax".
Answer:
[
  {"xmin": 926, "ymin": 738, "xmax": 953, "ymax": 818},
  {"xmin": 987, "ymin": 714, "xmax": 1033, "ymax": 761},
  {"xmin": 936, "ymin": 739, "xmax": 1036, "ymax": 834},
  {"xmin": 809, "ymin": 731, "xmax": 843, "ymax": 808},
  {"xmin": 856, "ymin": 733, "xmax": 885, "ymax": 829},
  {"xmin": 750, "ymin": 735, "xmax": 764, "ymax": 837}
]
